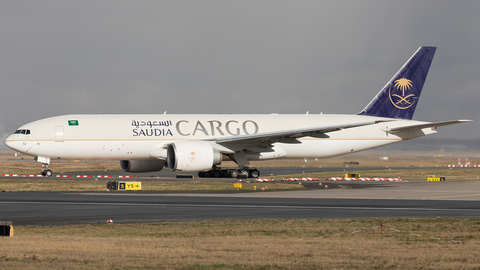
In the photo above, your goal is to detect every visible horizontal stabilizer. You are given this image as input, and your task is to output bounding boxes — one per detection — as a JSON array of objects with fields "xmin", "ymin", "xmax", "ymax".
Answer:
[{"xmin": 381, "ymin": 120, "xmax": 472, "ymax": 133}]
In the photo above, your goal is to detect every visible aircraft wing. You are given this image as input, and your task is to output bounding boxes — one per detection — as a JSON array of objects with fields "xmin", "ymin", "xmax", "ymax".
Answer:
[
  {"xmin": 211, "ymin": 120, "xmax": 381, "ymax": 145},
  {"xmin": 381, "ymin": 120, "xmax": 472, "ymax": 133}
]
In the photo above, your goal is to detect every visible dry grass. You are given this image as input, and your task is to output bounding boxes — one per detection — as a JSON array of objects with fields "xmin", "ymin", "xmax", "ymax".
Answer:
[
  {"xmin": 0, "ymin": 179, "xmax": 302, "ymax": 192},
  {"xmin": 0, "ymin": 160, "xmax": 121, "ymax": 175},
  {"xmin": 2, "ymin": 218, "xmax": 480, "ymax": 269}
]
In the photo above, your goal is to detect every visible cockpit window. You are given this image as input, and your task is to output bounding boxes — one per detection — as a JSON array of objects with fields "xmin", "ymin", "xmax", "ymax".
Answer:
[{"xmin": 14, "ymin": 129, "xmax": 30, "ymax": 135}]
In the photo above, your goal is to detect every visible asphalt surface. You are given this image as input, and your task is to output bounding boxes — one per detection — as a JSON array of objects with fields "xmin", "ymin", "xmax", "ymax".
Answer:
[{"xmin": 1, "ymin": 182, "xmax": 480, "ymax": 225}]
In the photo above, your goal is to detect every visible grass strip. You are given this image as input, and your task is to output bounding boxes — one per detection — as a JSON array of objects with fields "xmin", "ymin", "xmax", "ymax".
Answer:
[
  {"xmin": 0, "ymin": 179, "xmax": 303, "ymax": 192},
  {"xmin": 2, "ymin": 218, "xmax": 480, "ymax": 269}
]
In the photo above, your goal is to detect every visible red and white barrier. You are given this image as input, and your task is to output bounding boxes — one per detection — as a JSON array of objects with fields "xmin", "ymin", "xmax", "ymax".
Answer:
[
  {"xmin": 283, "ymin": 177, "xmax": 319, "ymax": 181},
  {"xmin": 301, "ymin": 177, "xmax": 318, "ymax": 181},
  {"xmin": 56, "ymin": 175, "xmax": 71, "ymax": 178},
  {"xmin": 118, "ymin": 176, "xmax": 133, "ymax": 178},
  {"xmin": 76, "ymin": 175, "xmax": 92, "ymax": 178},
  {"xmin": 256, "ymin": 178, "xmax": 274, "ymax": 182},
  {"xmin": 446, "ymin": 165, "xmax": 479, "ymax": 167},
  {"xmin": 1, "ymin": 174, "xmax": 18, "ymax": 177},
  {"xmin": 96, "ymin": 175, "xmax": 112, "ymax": 178},
  {"xmin": 331, "ymin": 177, "xmax": 402, "ymax": 181},
  {"xmin": 22, "ymin": 175, "xmax": 44, "ymax": 177}
]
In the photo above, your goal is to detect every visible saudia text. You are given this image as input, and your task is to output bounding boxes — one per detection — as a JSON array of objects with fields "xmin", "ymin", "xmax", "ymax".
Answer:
[{"xmin": 132, "ymin": 120, "xmax": 173, "ymax": 137}]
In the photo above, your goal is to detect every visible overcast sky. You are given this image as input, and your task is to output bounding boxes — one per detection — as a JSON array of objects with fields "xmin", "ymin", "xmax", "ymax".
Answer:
[{"xmin": 1, "ymin": 1, "xmax": 479, "ymax": 139}]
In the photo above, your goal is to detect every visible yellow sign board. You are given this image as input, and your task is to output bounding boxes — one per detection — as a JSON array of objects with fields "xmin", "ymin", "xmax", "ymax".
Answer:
[
  {"xmin": 118, "ymin": 182, "xmax": 142, "ymax": 190},
  {"xmin": 234, "ymin": 183, "xmax": 242, "ymax": 190},
  {"xmin": 427, "ymin": 177, "xmax": 445, "ymax": 182}
]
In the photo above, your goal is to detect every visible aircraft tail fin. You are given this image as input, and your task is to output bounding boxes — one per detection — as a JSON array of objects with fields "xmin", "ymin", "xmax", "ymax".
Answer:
[{"xmin": 358, "ymin": 46, "xmax": 436, "ymax": 120}]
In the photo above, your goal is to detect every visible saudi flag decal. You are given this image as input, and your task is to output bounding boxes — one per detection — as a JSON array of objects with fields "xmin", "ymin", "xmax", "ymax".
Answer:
[{"xmin": 68, "ymin": 120, "xmax": 79, "ymax": 126}]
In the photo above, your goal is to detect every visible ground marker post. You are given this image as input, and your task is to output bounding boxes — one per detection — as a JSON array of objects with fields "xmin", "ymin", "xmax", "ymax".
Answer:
[{"xmin": 0, "ymin": 221, "xmax": 13, "ymax": 237}]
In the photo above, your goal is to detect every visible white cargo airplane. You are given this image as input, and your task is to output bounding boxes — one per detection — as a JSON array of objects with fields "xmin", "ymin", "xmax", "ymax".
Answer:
[{"xmin": 5, "ymin": 46, "xmax": 471, "ymax": 177}]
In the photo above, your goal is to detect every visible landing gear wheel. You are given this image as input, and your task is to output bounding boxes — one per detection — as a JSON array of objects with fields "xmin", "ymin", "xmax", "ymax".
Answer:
[
  {"xmin": 240, "ymin": 170, "xmax": 249, "ymax": 177},
  {"xmin": 249, "ymin": 169, "xmax": 260, "ymax": 178},
  {"xmin": 230, "ymin": 170, "xmax": 239, "ymax": 178},
  {"xmin": 213, "ymin": 170, "xmax": 221, "ymax": 178},
  {"xmin": 42, "ymin": 169, "xmax": 53, "ymax": 177}
]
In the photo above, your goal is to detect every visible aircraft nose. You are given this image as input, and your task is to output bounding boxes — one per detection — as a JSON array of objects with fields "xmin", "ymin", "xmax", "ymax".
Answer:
[{"xmin": 5, "ymin": 135, "xmax": 17, "ymax": 151}]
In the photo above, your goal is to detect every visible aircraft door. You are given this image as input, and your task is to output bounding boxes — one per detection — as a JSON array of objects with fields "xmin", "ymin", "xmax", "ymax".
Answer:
[{"xmin": 54, "ymin": 126, "xmax": 64, "ymax": 142}]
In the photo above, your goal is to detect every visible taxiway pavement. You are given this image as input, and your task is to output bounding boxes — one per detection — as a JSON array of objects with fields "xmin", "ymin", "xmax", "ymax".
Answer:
[{"xmin": 1, "ymin": 181, "xmax": 480, "ymax": 225}]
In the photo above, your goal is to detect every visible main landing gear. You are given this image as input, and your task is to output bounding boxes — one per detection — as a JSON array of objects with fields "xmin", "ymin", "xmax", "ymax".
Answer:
[
  {"xmin": 198, "ymin": 167, "xmax": 260, "ymax": 178},
  {"xmin": 198, "ymin": 151, "xmax": 260, "ymax": 178}
]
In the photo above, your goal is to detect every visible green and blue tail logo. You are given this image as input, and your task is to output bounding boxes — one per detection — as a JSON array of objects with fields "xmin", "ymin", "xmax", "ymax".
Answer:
[{"xmin": 358, "ymin": 46, "xmax": 436, "ymax": 120}]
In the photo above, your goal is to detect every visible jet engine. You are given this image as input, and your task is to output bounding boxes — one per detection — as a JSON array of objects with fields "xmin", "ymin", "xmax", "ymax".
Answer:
[
  {"xmin": 120, "ymin": 160, "xmax": 166, "ymax": 172},
  {"xmin": 167, "ymin": 141, "xmax": 222, "ymax": 172}
]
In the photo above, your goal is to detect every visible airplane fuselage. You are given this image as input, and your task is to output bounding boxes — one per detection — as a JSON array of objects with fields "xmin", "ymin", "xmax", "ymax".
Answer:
[{"xmin": 6, "ymin": 114, "xmax": 435, "ymax": 161}]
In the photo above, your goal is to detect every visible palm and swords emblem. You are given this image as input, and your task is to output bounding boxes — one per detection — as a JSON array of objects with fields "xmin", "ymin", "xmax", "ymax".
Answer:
[{"xmin": 389, "ymin": 78, "xmax": 416, "ymax": 109}]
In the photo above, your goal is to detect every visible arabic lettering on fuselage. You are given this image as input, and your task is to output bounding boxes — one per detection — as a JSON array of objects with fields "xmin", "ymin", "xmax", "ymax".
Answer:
[
  {"xmin": 131, "ymin": 119, "xmax": 260, "ymax": 137},
  {"xmin": 132, "ymin": 120, "xmax": 172, "ymax": 128},
  {"xmin": 132, "ymin": 120, "xmax": 173, "ymax": 137}
]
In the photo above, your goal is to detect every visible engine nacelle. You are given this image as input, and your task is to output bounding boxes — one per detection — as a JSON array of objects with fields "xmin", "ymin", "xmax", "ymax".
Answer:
[
  {"xmin": 167, "ymin": 141, "xmax": 222, "ymax": 172},
  {"xmin": 120, "ymin": 160, "xmax": 166, "ymax": 172}
]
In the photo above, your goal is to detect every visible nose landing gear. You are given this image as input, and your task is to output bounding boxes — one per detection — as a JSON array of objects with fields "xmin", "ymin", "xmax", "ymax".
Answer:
[
  {"xmin": 35, "ymin": 157, "xmax": 53, "ymax": 177},
  {"xmin": 41, "ymin": 169, "xmax": 53, "ymax": 177},
  {"xmin": 41, "ymin": 164, "xmax": 53, "ymax": 177}
]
